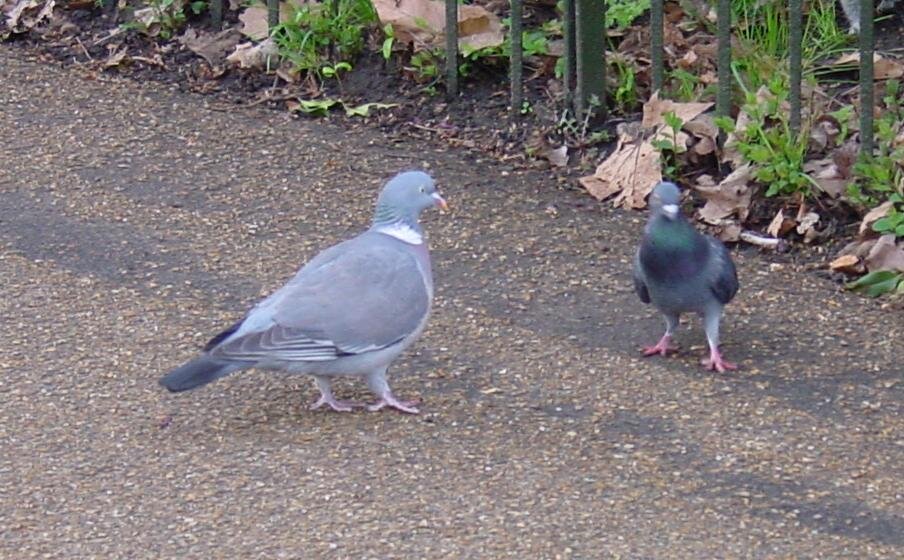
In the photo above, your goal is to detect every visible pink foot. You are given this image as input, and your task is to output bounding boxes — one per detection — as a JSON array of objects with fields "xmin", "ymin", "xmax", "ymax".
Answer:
[
  {"xmin": 310, "ymin": 394, "xmax": 362, "ymax": 413},
  {"xmin": 701, "ymin": 348, "xmax": 737, "ymax": 373},
  {"xmin": 642, "ymin": 334, "xmax": 679, "ymax": 357},
  {"xmin": 367, "ymin": 393, "xmax": 420, "ymax": 414}
]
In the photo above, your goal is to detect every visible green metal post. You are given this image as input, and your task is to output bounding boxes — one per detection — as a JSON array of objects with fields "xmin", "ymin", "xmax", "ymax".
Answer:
[
  {"xmin": 210, "ymin": 0, "xmax": 223, "ymax": 29},
  {"xmin": 574, "ymin": 0, "xmax": 606, "ymax": 121},
  {"xmin": 268, "ymin": 0, "xmax": 279, "ymax": 33},
  {"xmin": 510, "ymin": 0, "xmax": 524, "ymax": 116},
  {"xmin": 715, "ymin": 0, "xmax": 731, "ymax": 123},
  {"xmin": 650, "ymin": 0, "xmax": 663, "ymax": 93},
  {"xmin": 789, "ymin": 0, "xmax": 802, "ymax": 135},
  {"xmin": 446, "ymin": 0, "xmax": 459, "ymax": 98},
  {"xmin": 859, "ymin": 0, "xmax": 874, "ymax": 157},
  {"xmin": 563, "ymin": 0, "xmax": 576, "ymax": 105}
]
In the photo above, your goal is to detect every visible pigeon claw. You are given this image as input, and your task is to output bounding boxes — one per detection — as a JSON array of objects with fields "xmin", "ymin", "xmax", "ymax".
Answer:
[
  {"xmin": 641, "ymin": 335, "xmax": 679, "ymax": 357},
  {"xmin": 701, "ymin": 349, "xmax": 737, "ymax": 373},
  {"xmin": 310, "ymin": 395, "xmax": 362, "ymax": 413},
  {"xmin": 367, "ymin": 392, "xmax": 420, "ymax": 414}
]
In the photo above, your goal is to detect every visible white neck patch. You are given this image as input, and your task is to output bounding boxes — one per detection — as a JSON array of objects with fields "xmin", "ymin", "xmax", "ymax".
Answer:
[{"xmin": 376, "ymin": 223, "xmax": 423, "ymax": 245}]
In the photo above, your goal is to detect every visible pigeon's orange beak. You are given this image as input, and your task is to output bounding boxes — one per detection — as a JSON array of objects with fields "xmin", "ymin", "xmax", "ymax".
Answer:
[{"xmin": 432, "ymin": 193, "xmax": 449, "ymax": 211}]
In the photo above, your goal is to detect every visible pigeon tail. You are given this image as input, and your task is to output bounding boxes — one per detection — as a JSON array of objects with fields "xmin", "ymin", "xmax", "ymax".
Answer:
[{"xmin": 159, "ymin": 356, "xmax": 241, "ymax": 392}]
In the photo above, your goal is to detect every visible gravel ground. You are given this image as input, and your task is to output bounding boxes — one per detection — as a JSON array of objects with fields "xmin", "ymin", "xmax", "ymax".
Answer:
[{"xmin": 1, "ymin": 47, "xmax": 902, "ymax": 559}]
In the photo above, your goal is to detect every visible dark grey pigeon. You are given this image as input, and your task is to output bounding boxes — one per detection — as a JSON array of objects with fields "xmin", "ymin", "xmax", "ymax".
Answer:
[
  {"xmin": 633, "ymin": 182, "xmax": 739, "ymax": 372},
  {"xmin": 159, "ymin": 171, "xmax": 447, "ymax": 413}
]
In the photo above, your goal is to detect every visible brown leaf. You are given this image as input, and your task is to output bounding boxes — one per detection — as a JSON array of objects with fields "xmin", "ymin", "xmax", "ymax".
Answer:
[
  {"xmin": 226, "ymin": 38, "xmax": 278, "ymax": 69},
  {"xmin": 830, "ymin": 254, "xmax": 864, "ymax": 275},
  {"xmin": 695, "ymin": 164, "xmax": 753, "ymax": 224},
  {"xmin": 864, "ymin": 235, "xmax": 904, "ymax": 273},
  {"xmin": 766, "ymin": 209, "xmax": 796, "ymax": 237},
  {"xmin": 803, "ymin": 158, "xmax": 848, "ymax": 198},
  {"xmin": 239, "ymin": 1, "xmax": 306, "ymax": 41},
  {"xmin": 717, "ymin": 222, "xmax": 742, "ymax": 242},
  {"xmin": 831, "ymin": 52, "xmax": 904, "ymax": 80},
  {"xmin": 3, "ymin": 0, "xmax": 55, "ymax": 36},
  {"xmin": 103, "ymin": 44, "xmax": 129, "ymax": 68},
  {"xmin": 796, "ymin": 211, "xmax": 820, "ymax": 241},
  {"xmin": 858, "ymin": 201, "xmax": 894, "ymax": 239},
  {"xmin": 177, "ymin": 28, "xmax": 242, "ymax": 67},
  {"xmin": 641, "ymin": 91, "xmax": 712, "ymax": 128},
  {"xmin": 543, "ymin": 144, "xmax": 568, "ymax": 168},
  {"xmin": 578, "ymin": 125, "xmax": 661, "ymax": 208},
  {"xmin": 372, "ymin": 0, "xmax": 503, "ymax": 52},
  {"xmin": 809, "ymin": 115, "xmax": 842, "ymax": 152}
]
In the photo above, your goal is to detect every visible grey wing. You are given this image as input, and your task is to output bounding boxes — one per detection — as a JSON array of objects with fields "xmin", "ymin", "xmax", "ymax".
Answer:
[
  {"xmin": 211, "ymin": 239, "xmax": 430, "ymax": 362},
  {"xmin": 632, "ymin": 249, "xmax": 651, "ymax": 304},
  {"xmin": 707, "ymin": 238, "xmax": 739, "ymax": 304}
]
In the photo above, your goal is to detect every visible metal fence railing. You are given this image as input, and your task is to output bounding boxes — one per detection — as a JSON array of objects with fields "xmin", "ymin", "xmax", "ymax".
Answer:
[{"xmin": 204, "ymin": 0, "xmax": 878, "ymax": 156}]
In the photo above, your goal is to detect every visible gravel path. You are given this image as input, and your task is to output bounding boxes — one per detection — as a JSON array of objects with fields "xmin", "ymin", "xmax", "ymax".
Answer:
[{"xmin": 1, "ymin": 47, "xmax": 902, "ymax": 558}]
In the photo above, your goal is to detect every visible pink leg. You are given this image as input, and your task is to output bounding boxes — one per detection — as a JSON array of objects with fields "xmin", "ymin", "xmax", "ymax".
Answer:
[
  {"xmin": 310, "ymin": 376, "xmax": 360, "ymax": 412},
  {"xmin": 367, "ymin": 392, "xmax": 420, "ymax": 414},
  {"xmin": 701, "ymin": 347, "xmax": 737, "ymax": 373},
  {"xmin": 309, "ymin": 394, "xmax": 361, "ymax": 413},
  {"xmin": 642, "ymin": 334, "xmax": 679, "ymax": 357}
]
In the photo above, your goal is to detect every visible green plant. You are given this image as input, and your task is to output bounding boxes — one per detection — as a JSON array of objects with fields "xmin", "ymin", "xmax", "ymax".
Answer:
[
  {"xmin": 668, "ymin": 68, "xmax": 701, "ymax": 101},
  {"xmin": 556, "ymin": 95, "xmax": 609, "ymax": 148},
  {"xmin": 610, "ymin": 55, "xmax": 638, "ymax": 112},
  {"xmin": 272, "ymin": 0, "xmax": 376, "ymax": 76},
  {"xmin": 716, "ymin": 73, "xmax": 815, "ymax": 198},
  {"xmin": 606, "ymin": 0, "xmax": 650, "ymax": 31},
  {"xmin": 408, "ymin": 50, "xmax": 439, "ymax": 82},
  {"xmin": 124, "ymin": 0, "xmax": 205, "ymax": 39},
  {"xmin": 321, "ymin": 61, "xmax": 352, "ymax": 79},
  {"xmin": 872, "ymin": 199, "xmax": 904, "ymax": 236},
  {"xmin": 381, "ymin": 23, "xmax": 395, "ymax": 61},
  {"xmin": 846, "ymin": 270, "xmax": 904, "ymax": 297},
  {"xmin": 651, "ymin": 111, "xmax": 685, "ymax": 180},
  {"xmin": 848, "ymin": 81, "xmax": 904, "ymax": 207}
]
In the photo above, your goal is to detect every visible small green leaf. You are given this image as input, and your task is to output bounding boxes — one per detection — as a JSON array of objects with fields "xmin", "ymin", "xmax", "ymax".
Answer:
[
  {"xmin": 713, "ymin": 115, "xmax": 735, "ymax": 133},
  {"xmin": 343, "ymin": 102, "xmax": 398, "ymax": 117},
  {"xmin": 846, "ymin": 270, "xmax": 904, "ymax": 297},
  {"xmin": 295, "ymin": 98, "xmax": 340, "ymax": 116}
]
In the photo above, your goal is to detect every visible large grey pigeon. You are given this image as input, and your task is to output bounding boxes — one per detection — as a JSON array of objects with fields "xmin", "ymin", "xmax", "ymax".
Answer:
[
  {"xmin": 159, "ymin": 171, "xmax": 446, "ymax": 413},
  {"xmin": 633, "ymin": 182, "xmax": 739, "ymax": 372}
]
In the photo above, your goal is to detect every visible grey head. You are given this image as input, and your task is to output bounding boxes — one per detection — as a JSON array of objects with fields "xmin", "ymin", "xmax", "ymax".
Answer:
[
  {"xmin": 648, "ymin": 181, "xmax": 683, "ymax": 221},
  {"xmin": 372, "ymin": 171, "xmax": 447, "ymax": 231}
]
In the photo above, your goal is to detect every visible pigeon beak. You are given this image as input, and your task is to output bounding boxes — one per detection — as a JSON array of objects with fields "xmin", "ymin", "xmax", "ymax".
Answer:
[
  {"xmin": 662, "ymin": 203, "xmax": 679, "ymax": 219},
  {"xmin": 432, "ymin": 192, "xmax": 448, "ymax": 211}
]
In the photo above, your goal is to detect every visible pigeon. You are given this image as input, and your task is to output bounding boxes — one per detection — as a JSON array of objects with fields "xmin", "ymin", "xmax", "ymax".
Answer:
[
  {"xmin": 159, "ymin": 170, "xmax": 447, "ymax": 414},
  {"xmin": 633, "ymin": 182, "xmax": 739, "ymax": 373}
]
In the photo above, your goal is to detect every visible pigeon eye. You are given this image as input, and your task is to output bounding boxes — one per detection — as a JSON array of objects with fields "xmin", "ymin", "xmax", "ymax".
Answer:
[{"xmin": 419, "ymin": 186, "xmax": 426, "ymax": 193}]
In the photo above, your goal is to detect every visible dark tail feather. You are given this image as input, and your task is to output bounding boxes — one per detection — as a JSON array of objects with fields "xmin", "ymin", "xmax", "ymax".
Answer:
[{"xmin": 159, "ymin": 356, "xmax": 240, "ymax": 392}]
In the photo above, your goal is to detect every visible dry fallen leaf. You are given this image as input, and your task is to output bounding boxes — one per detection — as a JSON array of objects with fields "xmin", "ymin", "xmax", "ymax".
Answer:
[
  {"xmin": 796, "ymin": 211, "xmax": 820, "ymax": 243},
  {"xmin": 103, "ymin": 44, "xmax": 129, "ymax": 68},
  {"xmin": 803, "ymin": 157, "xmax": 848, "ymax": 198},
  {"xmin": 864, "ymin": 234, "xmax": 904, "ymax": 273},
  {"xmin": 695, "ymin": 164, "xmax": 753, "ymax": 224},
  {"xmin": 178, "ymin": 28, "xmax": 242, "ymax": 67},
  {"xmin": 2, "ymin": 0, "xmax": 54, "ymax": 37},
  {"xmin": 239, "ymin": 0, "xmax": 307, "ymax": 40},
  {"xmin": 578, "ymin": 124, "xmax": 661, "ymax": 208},
  {"xmin": 766, "ymin": 209, "xmax": 796, "ymax": 237},
  {"xmin": 641, "ymin": 91, "xmax": 713, "ymax": 128},
  {"xmin": 372, "ymin": 0, "xmax": 503, "ymax": 52},
  {"xmin": 830, "ymin": 254, "xmax": 863, "ymax": 275},
  {"xmin": 226, "ymin": 38, "xmax": 278, "ymax": 70},
  {"xmin": 543, "ymin": 145, "xmax": 568, "ymax": 168},
  {"xmin": 831, "ymin": 52, "xmax": 904, "ymax": 80},
  {"xmin": 858, "ymin": 200, "xmax": 894, "ymax": 239}
]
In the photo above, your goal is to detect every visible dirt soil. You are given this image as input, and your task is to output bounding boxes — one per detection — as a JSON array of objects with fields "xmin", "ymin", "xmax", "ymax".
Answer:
[{"xmin": 1, "ymin": 45, "xmax": 903, "ymax": 558}]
